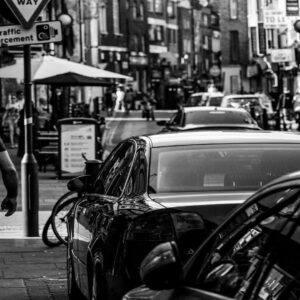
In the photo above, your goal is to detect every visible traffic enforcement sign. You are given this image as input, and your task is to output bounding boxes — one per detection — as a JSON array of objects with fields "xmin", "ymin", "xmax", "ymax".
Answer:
[
  {"xmin": 4, "ymin": 0, "xmax": 50, "ymax": 29},
  {"xmin": 0, "ymin": 21, "xmax": 62, "ymax": 47}
]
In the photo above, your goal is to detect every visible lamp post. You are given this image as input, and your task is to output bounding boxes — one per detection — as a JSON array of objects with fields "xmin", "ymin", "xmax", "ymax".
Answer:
[{"xmin": 57, "ymin": 13, "xmax": 73, "ymax": 58}]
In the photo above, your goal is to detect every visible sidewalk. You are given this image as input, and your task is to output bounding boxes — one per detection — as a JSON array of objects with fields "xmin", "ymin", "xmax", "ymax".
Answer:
[
  {"xmin": 0, "ymin": 239, "xmax": 67, "ymax": 300},
  {"xmin": 0, "ymin": 147, "xmax": 69, "ymax": 299}
]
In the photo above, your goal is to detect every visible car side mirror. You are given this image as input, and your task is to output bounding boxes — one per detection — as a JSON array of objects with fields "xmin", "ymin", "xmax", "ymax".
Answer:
[
  {"xmin": 140, "ymin": 241, "xmax": 183, "ymax": 290},
  {"xmin": 156, "ymin": 120, "xmax": 167, "ymax": 126}
]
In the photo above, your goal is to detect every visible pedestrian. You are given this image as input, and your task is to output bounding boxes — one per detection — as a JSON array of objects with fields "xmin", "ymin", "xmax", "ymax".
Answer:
[
  {"xmin": 0, "ymin": 136, "xmax": 18, "ymax": 216},
  {"xmin": 115, "ymin": 84, "xmax": 125, "ymax": 112},
  {"xmin": 293, "ymin": 91, "xmax": 300, "ymax": 131},
  {"xmin": 104, "ymin": 86, "xmax": 115, "ymax": 116},
  {"xmin": 124, "ymin": 86, "xmax": 135, "ymax": 115},
  {"xmin": 2, "ymin": 96, "xmax": 20, "ymax": 148},
  {"xmin": 277, "ymin": 90, "xmax": 294, "ymax": 130}
]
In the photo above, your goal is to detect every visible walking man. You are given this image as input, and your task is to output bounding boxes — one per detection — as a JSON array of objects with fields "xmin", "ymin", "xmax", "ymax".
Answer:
[{"xmin": 0, "ymin": 137, "xmax": 18, "ymax": 216}]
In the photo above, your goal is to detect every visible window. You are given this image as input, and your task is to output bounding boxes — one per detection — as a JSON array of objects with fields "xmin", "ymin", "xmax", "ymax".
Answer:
[
  {"xmin": 197, "ymin": 189, "xmax": 300, "ymax": 299},
  {"xmin": 229, "ymin": 0, "xmax": 238, "ymax": 19},
  {"xmin": 94, "ymin": 142, "xmax": 135, "ymax": 197},
  {"xmin": 139, "ymin": 2, "xmax": 144, "ymax": 19},
  {"xmin": 156, "ymin": 26, "xmax": 163, "ymax": 41},
  {"xmin": 125, "ymin": 150, "xmax": 147, "ymax": 196},
  {"xmin": 149, "ymin": 25, "xmax": 155, "ymax": 41},
  {"xmin": 230, "ymin": 30, "xmax": 239, "ymax": 63},
  {"xmin": 99, "ymin": 2, "xmax": 107, "ymax": 34},
  {"xmin": 250, "ymin": 27, "xmax": 257, "ymax": 54},
  {"xmin": 149, "ymin": 145, "xmax": 300, "ymax": 193},
  {"xmin": 113, "ymin": 0, "xmax": 120, "ymax": 34},
  {"xmin": 155, "ymin": 0, "xmax": 163, "ymax": 13},
  {"xmin": 141, "ymin": 35, "xmax": 146, "ymax": 52},
  {"xmin": 230, "ymin": 75, "xmax": 239, "ymax": 93},
  {"xmin": 203, "ymin": 14, "xmax": 209, "ymax": 26},
  {"xmin": 147, "ymin": 0, "xmax": 154, "ymax": 12},
  {"xmin": 167, "ymin": 1, "xmax": 176, "ymax": 17},
  {"xmin": 133, "ymin": 1, "xmax": 138, "ymax": 19}
]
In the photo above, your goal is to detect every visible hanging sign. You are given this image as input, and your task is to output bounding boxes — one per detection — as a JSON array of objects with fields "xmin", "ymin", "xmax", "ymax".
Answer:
[{"xmin": 3, "ymin": 0, "xmax": 51, "ymax": 29}]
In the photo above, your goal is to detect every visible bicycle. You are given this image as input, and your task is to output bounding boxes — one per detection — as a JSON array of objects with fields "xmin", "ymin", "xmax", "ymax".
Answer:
[{"xmin": 42, "ymin": 154, "xmax": 102, "ymax": 247}]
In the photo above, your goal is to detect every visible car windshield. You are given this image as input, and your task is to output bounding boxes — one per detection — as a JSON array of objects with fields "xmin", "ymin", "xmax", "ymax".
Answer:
[
  {"xmin": 149, "ymin": 145, "xmax": 300, "ymax": 193},
  {"xmin": 208, "ymin": 97, "xmax": 223, "ymax": 106},
  {"xmin": 184, "ymin": 110, "xmax": 254, "ymax": 125},
  {"xmin": 227, "ymin": 97, "xmax": 260, "ymax": 108},
  {"xmin": 186, "ymin": 95, "xmax": 203, "ymax": 106}
]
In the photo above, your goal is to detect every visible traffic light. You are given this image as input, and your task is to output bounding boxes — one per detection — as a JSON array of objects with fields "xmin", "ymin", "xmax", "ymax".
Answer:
[{"xmin": 294, "ymin": 20, "xmax": 300, "ymax": 33}]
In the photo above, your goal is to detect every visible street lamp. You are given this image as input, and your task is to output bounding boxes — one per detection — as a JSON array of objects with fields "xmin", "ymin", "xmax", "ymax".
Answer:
[{"xmin": 57, "ymin": 13, "xmax": 73, "ymax": 58}]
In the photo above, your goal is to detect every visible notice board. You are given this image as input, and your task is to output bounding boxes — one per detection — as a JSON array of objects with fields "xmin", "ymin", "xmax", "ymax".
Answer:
[{"xmin": 58, "ymin": 118, "xmax": 98, "ymax": 178}]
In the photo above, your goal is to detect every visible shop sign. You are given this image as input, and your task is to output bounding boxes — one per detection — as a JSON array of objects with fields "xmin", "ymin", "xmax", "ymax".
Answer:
[
  {"xmin": 286, "ymin": 0, "xmax": 299, "ymax": 16},
  {"xmin": 129, "ymin": 56, "xmax": 148, "ymax": 65},
  {"xmin": 269, "ymin": 49, "xmax": 295, "ymax": 63}
]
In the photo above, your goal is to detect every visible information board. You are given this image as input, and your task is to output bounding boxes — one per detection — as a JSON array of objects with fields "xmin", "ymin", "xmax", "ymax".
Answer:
[{"xmin": 59, "ymin": 118, "xmax": 98, "ymax": 176}]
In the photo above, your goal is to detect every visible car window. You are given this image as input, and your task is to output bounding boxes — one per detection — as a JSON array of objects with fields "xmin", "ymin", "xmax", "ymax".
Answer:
[
  {"xmin": 226, "ymin": 97, "xmax": 260, "ymax": 109},
  {"xmin": 195, "ymin": 188, "xmax": 300, "ymax": 299},
  {"xmin": 184, "ymin": 110, "xmax": 255, "ymax": 125},
  {"xmin": 170, "ymin": 110, "xmax": 182, "ymax": 125},
  {"xmin": 94, "ymin": 141, "xmax": 135, "ymax": 196},
  {"xmin": 149, "ymin": 145, "xmax": 300, "ymax": 193},
  {"xmin": 124, "ymin": 150, "xmax": 148, "ymax": 196}
]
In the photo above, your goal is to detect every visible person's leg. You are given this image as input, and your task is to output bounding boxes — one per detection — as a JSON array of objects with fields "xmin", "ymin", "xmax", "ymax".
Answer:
[{"xmin": 7, "ymin": 119, "xmax": 15, "ymax": 147}]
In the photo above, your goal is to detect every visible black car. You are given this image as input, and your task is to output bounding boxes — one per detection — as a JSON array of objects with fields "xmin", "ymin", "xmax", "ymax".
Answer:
[
  {"xmin": 66, "ymin": 130, "xmax": 300, "ymax": 300},
  {"xmin": 156, "ymin": 106, "xmax": 261, "ymax": 133},
  {"xmin": 124, "ymin": 171, "xmax": 300, "ymax": 300}
]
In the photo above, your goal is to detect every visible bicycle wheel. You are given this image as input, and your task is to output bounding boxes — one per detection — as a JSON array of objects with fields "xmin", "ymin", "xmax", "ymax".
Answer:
[
  {"xmin": 42, "ymin": 215, "xmax": 62, "ymax": 247},
  {"xmin": 51, "ymin": 197, "xmax": 78, "ymax": 245}
]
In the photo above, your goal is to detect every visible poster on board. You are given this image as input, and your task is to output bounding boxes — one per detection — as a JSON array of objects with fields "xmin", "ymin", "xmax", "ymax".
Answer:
[{"xmin": 58, "ymin": 118, "xmax": 98, "ymax": 177}]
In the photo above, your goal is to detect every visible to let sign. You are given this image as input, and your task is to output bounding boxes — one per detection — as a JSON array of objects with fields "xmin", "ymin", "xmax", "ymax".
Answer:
[
  {"xmin": 0, "ymin": 21, "xmax": 62, "ymax": 47},
  {"xmin": 4, "ymin": 0, "xmax": 50, "ymax": 29},
  {"xmin": 263, "ymin": 10, "xmax": 288, "ymax": 28}
]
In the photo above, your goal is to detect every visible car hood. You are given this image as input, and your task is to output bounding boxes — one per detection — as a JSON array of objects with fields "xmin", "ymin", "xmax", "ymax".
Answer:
[
  {"xmin": 149, "ymin": 191, "xmax": 254, "ymax": 225},
  {"xmin": 179, "ymin": 124, "xmax": 261, "ymax": 131}
]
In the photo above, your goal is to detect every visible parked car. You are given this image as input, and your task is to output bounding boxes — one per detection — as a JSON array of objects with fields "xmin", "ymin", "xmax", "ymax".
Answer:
[
  {"xmin": 185, "ymin": 92, "xmax": 224, "ymax": 107},
  {"xmin": 156, "ymin": 106, "xmax": 261, "ymax": 132},
  {"xmin": 220, "ymin": 94, "xmax": 274, "ymax": 129},
  {"xmin": 123, "ymin": 170, "xmax": 300, "ymax": 300},
  {"xmin": 66, "ymin": 130, "xmax": 300, "ymax": 300}
]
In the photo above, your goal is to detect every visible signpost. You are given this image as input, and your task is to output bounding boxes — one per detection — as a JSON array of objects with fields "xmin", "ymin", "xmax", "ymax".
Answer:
[{"xmin": 1, "ymin": 0, "xmax": 62, "ymax": 237}]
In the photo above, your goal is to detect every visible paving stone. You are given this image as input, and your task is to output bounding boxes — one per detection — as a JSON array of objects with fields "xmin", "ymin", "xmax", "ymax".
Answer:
[
  {"xmin": 0, "ymin": 279, "xmax": 25, "ymax": 288},
  {"xmin": 0, "ymin": 287, "xmax": 29, "ymax": 299}
]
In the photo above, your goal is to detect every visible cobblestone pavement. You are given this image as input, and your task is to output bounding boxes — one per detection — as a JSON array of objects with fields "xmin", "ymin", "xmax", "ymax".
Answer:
[{"xmin": 0, "ymin": 239, "xmax": 67, "ymax": 300}]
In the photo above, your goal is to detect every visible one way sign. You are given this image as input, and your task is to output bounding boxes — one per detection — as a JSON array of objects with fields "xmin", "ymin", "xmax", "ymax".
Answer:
[{"xmin": 4, "ymin": 0, "xmax": 51, "ymax": 29}]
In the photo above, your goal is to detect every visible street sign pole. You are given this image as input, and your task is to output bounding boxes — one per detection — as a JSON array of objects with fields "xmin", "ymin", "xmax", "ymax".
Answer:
[{"xmin": 22, "ymin": 44, "xmax": 39, "ymax": 237}]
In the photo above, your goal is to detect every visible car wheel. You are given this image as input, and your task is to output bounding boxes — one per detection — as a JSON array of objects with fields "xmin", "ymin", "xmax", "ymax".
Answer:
[{"xmin": 67, "ymin": 242, "xmax": 85, "ymax": 300}]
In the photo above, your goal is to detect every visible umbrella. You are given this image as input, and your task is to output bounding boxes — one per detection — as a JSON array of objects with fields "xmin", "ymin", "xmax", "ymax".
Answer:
[
  {"xmin": 34, "ymin": 72, "xmax": 113, "ymax": 86},
  {"xmin": 0, "ymin": 55, "xmax": 132, "ymax": 81}
]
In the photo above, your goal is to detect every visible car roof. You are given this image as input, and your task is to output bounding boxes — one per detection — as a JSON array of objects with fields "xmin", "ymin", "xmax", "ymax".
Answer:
[
  {"xmin": 182, "ymin": 106, "xmax": 249, "ymax": 113},
  {"xmin": 142, "ymin": 131, "xmax": 300, "ymax": 148},
  {"xmin": 223, "ymin": 94, "xmax": 261, "ymax": 99}
]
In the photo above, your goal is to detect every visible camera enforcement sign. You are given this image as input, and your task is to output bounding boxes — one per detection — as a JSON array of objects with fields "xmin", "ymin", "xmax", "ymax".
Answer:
[
  {"xmin": 0, "ymin": 21, "xmax": 62, "ymax": 47},
  {"xmin": 4, "ymin": 0, "xmax": 51, "ymax": 29}
]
